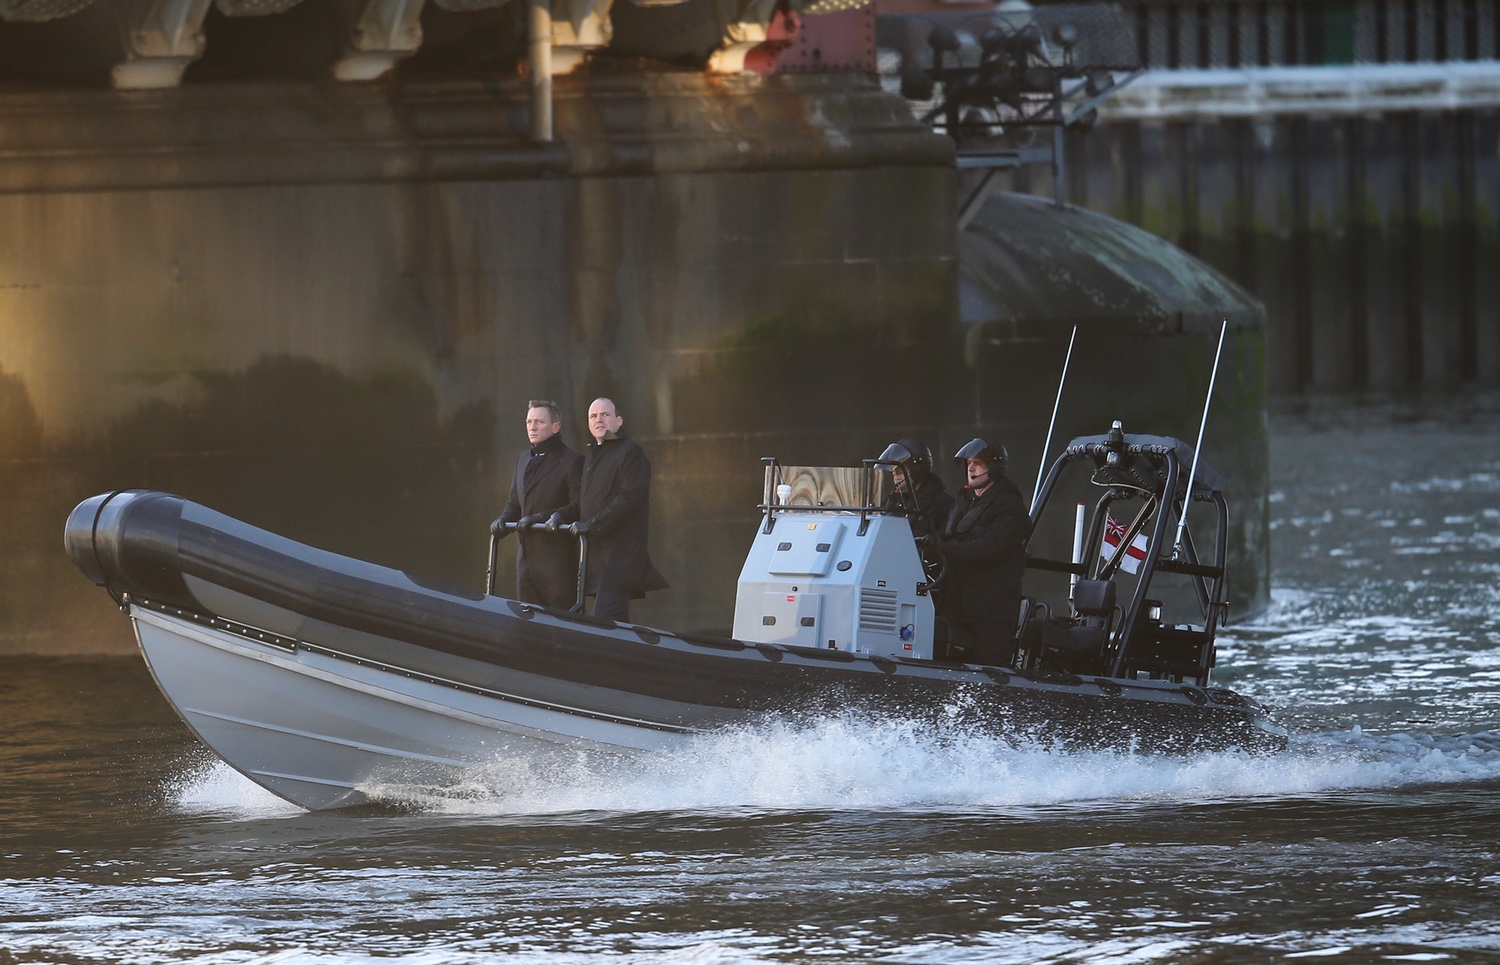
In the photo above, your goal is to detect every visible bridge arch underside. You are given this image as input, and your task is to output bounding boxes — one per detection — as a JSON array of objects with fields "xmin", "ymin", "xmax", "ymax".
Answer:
[{"xmin": 0, "ymin": 0, "xmax": 861, "ymax": 89}]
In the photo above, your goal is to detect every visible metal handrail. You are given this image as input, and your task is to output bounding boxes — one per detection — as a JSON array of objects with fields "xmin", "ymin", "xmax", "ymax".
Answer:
[{"xmin": 485, "ymin": 520, "xmax": 590, "ymax": 612}]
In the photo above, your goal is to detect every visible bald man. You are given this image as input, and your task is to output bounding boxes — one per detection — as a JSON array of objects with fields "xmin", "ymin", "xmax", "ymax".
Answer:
[{"xmin": 564, "ymin": 397, "xmax": 668, "ymax": 621}]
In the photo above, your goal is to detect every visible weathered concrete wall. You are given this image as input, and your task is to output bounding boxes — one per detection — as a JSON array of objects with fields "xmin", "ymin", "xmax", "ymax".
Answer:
[{"xmin": 0, "ymin": 73, "xmax": 960, "ymax": 653}]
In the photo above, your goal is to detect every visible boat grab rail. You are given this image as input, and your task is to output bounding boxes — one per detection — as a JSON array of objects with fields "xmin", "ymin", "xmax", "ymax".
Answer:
[
  {"xmin": 485, "ymin": 521, "xmax": 589, "ymax": 613},
  {"xmin": 758, "ymin": 457, "xmax": 883, "ymax": 536},
  {"xmin": 1152, "ymin": 558, "xmax": 1223, "ymax": 579},
  {"xmin": 1025, "ymin": 556, "xmax": 1087, "ymax": 575}
]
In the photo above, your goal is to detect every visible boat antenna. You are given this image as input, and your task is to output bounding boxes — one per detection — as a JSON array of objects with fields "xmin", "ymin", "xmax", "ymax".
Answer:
[
  {"xmin": 1031, "ymin": 323, "xmax": 1079, "ymax": 514},
  {"xmin": 1173, "ymin": 318, "xmax": 1228, "ymax": 557}
]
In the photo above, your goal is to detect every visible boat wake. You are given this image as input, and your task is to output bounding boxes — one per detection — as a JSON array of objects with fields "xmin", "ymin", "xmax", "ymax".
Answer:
[
  {"xmin": 166, "ymin": 712, "xmax": 1500, "ymax": 819},
  {"xmin": 169, "ymin": 751, "xmax": 306, "ymax": 819}
]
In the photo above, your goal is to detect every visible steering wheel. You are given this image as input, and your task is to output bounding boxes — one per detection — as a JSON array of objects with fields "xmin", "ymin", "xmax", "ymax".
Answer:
[{"xmin": 917, "ymin": 535, "xmax": 947, "ymax": 589}]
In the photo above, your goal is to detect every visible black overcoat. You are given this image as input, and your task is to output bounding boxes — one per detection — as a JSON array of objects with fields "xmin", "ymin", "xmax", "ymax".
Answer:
[
  {"xmin": 498, "ymin": 433, "xmax": 584, "ymax": 607},
  {"xmin": 576, "ymin": 433, "xmax": 668, "ymax": 600},
  {"xmin": 940, "ymin": 474, "xmax": 1029, "ymax": 632}
]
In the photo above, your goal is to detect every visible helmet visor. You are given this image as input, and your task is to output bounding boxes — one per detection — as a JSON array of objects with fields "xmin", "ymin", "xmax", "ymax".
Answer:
[
  {"xmin": 876, "ymin": 442, "xmax": 914, "ymax": 471},
  {"xmin": 953, "ymin": 438, "xmax": 993, "ymax": 464}
]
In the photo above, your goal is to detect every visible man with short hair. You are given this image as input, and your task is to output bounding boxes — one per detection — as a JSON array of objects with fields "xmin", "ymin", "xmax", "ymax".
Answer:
[
  {"xmin": 491, "ymin": 400, "xmax": 584, "ymax": 608},
  {"xmin": 562, "ymin": 397, "xmax": 668, "ymax": 622}
]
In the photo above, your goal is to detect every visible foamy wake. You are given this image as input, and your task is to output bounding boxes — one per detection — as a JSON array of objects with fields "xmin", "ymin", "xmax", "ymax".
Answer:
[
  {"xmin": 169, "ymin": 750, "xmax": 304, "ymax": 818},
  {"xmin": 168, "ymin": 713, "xmax": 1500, "ymax": 818}
]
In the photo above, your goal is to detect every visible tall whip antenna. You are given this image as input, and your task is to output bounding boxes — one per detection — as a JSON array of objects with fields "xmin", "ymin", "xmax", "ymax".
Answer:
[
  {"xmin": 1032, "ymin": 323, "xmax": 1079, "ymax": 514},
  {"xmin": 1174, "ymin": 319, "xmax": 1228, "ymax": 556}
]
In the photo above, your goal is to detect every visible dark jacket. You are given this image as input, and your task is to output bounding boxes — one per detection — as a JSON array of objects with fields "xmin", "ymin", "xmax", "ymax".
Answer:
[
  {"xmin": 940, "ymin": 474, "xmax": 1029, "ymax": 630},
  {"xmin": 882, "ymin": 471, "xmax": 954, "ymax": 541},
  {"xmin": 575, "ymin": 433, "xmax": 668, "ymax": 600},
  {"xmin": 498, "ymin": 433, "xmax": 584, "ymax": 607}
]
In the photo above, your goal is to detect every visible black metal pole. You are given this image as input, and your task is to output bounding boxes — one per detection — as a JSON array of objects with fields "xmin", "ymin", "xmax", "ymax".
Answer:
[{"xmin": 573, "ymin": 534, "xmax": 589, "ymax": 613}]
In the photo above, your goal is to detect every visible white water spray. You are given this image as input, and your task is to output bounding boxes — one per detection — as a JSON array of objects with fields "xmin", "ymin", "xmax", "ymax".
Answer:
[{"xmin": 171, "ymin": 713, "xmax": 1500, "ymax": 819}]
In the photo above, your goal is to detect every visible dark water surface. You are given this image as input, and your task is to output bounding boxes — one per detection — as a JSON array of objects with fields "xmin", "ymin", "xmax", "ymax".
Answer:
[{"xmin": 4, "ymin": 397, "xmax": 1499, "ymax": 963}]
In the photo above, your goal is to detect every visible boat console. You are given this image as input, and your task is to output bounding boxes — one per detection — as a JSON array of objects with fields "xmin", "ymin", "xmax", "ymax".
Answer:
[
  {"xmin": 736, "ymin": 420, "xmax": 1232, "ymax": 688},
  {"xmin": 732, "ymin": 459, "xmax": 937, "ymax": 660}
]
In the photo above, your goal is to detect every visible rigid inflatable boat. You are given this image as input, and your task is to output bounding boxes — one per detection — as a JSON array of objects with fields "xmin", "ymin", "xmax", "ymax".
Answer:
[{"xmin": 65, "ymin": 421, "xmax": 1285, "ymax": 811}]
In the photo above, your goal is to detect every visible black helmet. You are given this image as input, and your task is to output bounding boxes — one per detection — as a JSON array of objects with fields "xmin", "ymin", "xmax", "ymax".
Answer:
[
  {"xmin": 953, "ymin": 437, "xmax": 1008, "ymax": 475},
  {"xmin": 877, "ymin": 438, "xmax": 933, "ymax": 478}
]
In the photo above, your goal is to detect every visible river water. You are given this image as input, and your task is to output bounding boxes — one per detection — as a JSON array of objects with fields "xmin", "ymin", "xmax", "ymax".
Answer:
[{"xmin": 3, "ymin": 396, "xmax": 1499, "ymax": 964}]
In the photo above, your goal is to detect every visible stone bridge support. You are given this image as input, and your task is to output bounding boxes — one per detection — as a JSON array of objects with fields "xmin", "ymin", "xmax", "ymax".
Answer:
[
  {"xmin": 334, "ymin": 0, "xmax": 427, "ymax": 81},
  {"xmin": 114, "ymin": 0, "xmax": 212, "ymax": 89}
]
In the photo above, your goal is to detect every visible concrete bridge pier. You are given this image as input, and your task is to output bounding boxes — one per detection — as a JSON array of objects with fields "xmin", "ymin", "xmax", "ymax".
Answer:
[{"xmin": 0, "ymin": 72, "xmax": 965, "ymax": 652}]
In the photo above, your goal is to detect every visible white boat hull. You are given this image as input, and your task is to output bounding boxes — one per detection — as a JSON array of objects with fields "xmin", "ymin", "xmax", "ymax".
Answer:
[
  {"xmin": 65, "ymin": 489, "xmax": 1287, "ymax": 811},
  {"xmin": 132, "ymin": 606, "xmax": 684, "ymax": 810}
]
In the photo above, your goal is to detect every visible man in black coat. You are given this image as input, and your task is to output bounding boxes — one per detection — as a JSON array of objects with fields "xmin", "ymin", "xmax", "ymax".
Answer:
[
  {"xmin": 491, "ymin": 400, "xmax": 584, "ymax": 608},
  {"xmin": 936, "ymin": 438, "xmax": 1029, "ymax": 666},
  {"xmin": 561, "ymin": 397, "xmax": 668, "ymax": 622}
]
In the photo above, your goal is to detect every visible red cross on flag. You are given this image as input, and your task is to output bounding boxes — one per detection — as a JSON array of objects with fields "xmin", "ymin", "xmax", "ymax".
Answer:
[{"xmin": 1102, "ymin": 516, "xmax": 1149, "ymax": 574}]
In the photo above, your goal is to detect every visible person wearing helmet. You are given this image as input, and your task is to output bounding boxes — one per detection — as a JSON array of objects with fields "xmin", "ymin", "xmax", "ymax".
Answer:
[
  {"xmin": 935, "ymin": 437, "xmax": 1029, "ymax": 666},
  {"xmin": 876, "ymin": 437, "xmax": 954, "ymax": 541}
]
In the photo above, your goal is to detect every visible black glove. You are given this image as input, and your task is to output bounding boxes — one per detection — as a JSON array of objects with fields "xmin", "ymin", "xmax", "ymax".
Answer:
[
  {"xmin": 545, "ymin": 511, "xmax": 566, "ymax": 532},
  {"xmin": 568, "ymin": 520, "xmax": 590, "ymax": 537},
  {"xmin": 490, "ymin": 517, "xmax": 513, "ymax": 537},
  {"xmin": 517, "ymin": 513, "xmax": 547, "ymax": 530}
]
